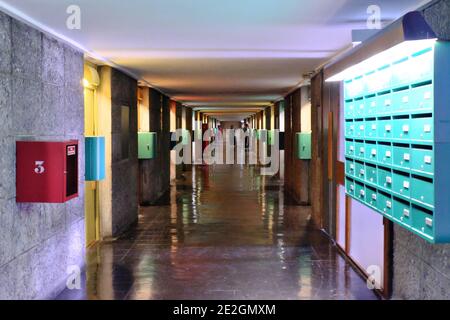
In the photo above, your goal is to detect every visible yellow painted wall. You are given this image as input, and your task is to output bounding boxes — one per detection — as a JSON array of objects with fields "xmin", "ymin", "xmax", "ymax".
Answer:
[
  {"xmin": 138, "ymin": 87, "xmax": 150, "ymax": 132},
  {"xmin": 97, "ymin": 67, "xmax": 113, "ymax": 238},
  {"xmin": 271, "ymin": 105, "xmax": 275, "ymax": 130},
  {"xmin": 84, "ymin": 63, "xmax": 101, "ymax": 246},
  {"xmin": 84, "ymin": 86, "xmax": 97, "ymax": 246},
  {"xmin": 262, "ymin": 111, "xmax": 266, "ymax": 129},
  {"xmin": 301, "ymin": 86, "xmax": 312, "ymax": 133}
]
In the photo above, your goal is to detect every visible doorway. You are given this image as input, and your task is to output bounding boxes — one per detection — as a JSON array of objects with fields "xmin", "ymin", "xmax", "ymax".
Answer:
[{"xmin": 84, "ymin": 64, "xmax": 101, "ymax": 247}]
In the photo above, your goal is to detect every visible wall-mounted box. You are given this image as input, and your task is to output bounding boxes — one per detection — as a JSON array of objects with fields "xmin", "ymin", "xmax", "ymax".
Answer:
[
  {"xmin": 181, "ymin": 129, "xmax": 191, "ymax": 145},
  {"xmin": 257, "ymin": 129, "xmax": 265, "ymax": 141},
  {"xmin": 138, "ymin": 132, "xmax": 157, "ymax": 159},
  {"xmin": 16, "ymin": 140, "xmax": 79, "ymax": 203},
  {"xmin": 169, "ymin": 130, "xmax": 191, "ymax": 148},
  {"xmin": 85, "ymin": 136, "xmax": 105, "ymax": 181},
  {"xmin": 342, "ymin": 40, "xmax": 450, "ymax": 243},
  {"xmin": 296, "ymin": 132, "xmax": 312, "ymax": 160},
  {"xmin": 256, "ymin": 129, "xmax": 275, "ymax": 145},
  {"xmin": 268, "ymin": 130, "xmax": 275, "ymax": 146}
]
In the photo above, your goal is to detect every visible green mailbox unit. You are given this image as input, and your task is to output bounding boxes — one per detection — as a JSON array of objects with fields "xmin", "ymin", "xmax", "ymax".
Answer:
[
  {"xmin": 342, "ymin": 38, "xmax": 450, "ymax": 243},
  {"xmin": 268, "ymin": 130, "xmax": 276, "ymax": 146},
  {"xmin": 256, "ymin": 129, "xmax": 275, "ymax": 145},
  {"xmin": 255, "ymin": 129, "xmax": 261, "ymax": 140},
  {"xmin": 297, "ymin": 132, "xmax": 312, "ymax": 160},
  {"xmin": 181, "ymin": 129, "xmax": 191, "ymax": 145},
  {"xmin": 138, "ymin": 132, "xmax": 157, "ymax": 159}
]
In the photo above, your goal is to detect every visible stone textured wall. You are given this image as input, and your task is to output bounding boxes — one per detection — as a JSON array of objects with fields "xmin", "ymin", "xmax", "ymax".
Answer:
[
  {"xmin": 310, "ymin": 72, "xmax": 324, "ymax": 229},
  {"xmin": 183, "ymin": 106, "xmax": 193, "ymax": 172},
  {"xmin": 284, "ymin": 88, "xmax": 310, "ymax": 205},
  {"xmin": 0, "ymin": 12, "xmax": 85, "ymax": 299},
  {"xmin": 393, "ymin": 225, "xmax": 450, "ymax": 299},
  {"xmin": 423, "ymin": 0, "xmax": 450, "ymax": 40},
  {"xmin": 175, "ymin": 102, "xmax": 183, "ymax": 179},
  {"xmin": 110, "ymin": 68, "xmax": 138, "ymax": 236},
  {"xmin": 160, "ymin": 95, "xmax": 171, "ymax": 193},
  {"xmin": 139, "ymin": 88, "xmax": 170, "ymax": 205},
  {"xmin": 392, "ymin": 0, "xmax": 450, "ymax": 300},
  {"xmin": 284, "ymin": 96, "xmax": 292, "ymax": 197}
]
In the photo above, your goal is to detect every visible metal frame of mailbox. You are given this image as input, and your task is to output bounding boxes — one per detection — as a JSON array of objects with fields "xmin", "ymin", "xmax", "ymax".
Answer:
[{"xmin": 344, "ymin": 40, "xmax": 450, "ymax": 243}]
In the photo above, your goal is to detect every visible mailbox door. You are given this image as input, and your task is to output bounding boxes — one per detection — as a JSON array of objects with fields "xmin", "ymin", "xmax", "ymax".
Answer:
[{"xmin": 64, "ymin": 141, "xmax": 79, "ymax": 201}]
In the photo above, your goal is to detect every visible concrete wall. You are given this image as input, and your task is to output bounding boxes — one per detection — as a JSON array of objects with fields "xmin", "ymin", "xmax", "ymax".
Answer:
[
  {"xmin": 160, "ymin": 95, "xmax": 171, "ymax": 192},
  {"xmin": 139, "ymin": 87, "xmax": 159, "ymax": 205},
  {"xmin": 284, "ymin": 88, "xmax": 310, "ymax": 205},
  {"xmin": 110, "ymin": 68, "xmax": 138, "ymax": 236},
  {"xmin": 0, "ymin": 12, "xmax": 85, "ymax": 299},
  {"xmin": 139, "ymin": 87, "xmax": 170, "ymax": 205},
  {"xmin": 423, "ymin": 0, "xmax": 450, "ymax": 40},
  {"xmin": 310, "ymin": 73, "xmax": 323, "ymax": 229},
  {"xmin": 392, "ymin": 0, "xmax": 450, "ymax": 299},
  {"xmin": 175, "ymin": 102, "xmax": 183, "ymax": 179},
  {"xmin": 284, "ymin": 97, "xmax": 292, "ymax": 198},
  {"xmin": 183, "ymin": 106, "xmax": 193, "ymax": 172}
]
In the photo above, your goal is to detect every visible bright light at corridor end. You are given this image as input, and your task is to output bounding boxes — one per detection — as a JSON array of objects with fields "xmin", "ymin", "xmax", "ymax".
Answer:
[{"xmin": 326, "ymin": 39, "xmax": 437, "ymax": 82}]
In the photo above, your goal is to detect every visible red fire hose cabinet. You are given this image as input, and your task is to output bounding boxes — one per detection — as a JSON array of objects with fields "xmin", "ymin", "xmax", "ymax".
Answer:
[{"xmin": 16, "ymin": 140, "xmax": 79, "ymax": 203}]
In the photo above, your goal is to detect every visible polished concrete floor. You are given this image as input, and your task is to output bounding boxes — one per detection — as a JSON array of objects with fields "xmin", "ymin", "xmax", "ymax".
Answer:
[{"xmin": 58, "ymin": 165, "xmax": 378, "ymax": 300}]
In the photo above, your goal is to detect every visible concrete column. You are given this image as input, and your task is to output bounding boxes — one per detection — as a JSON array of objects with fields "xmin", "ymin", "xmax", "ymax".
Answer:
[
  {"xmin": 139, "ymin": 87, "xmax": 168, "ymax": 205},
  {"xmin": 284, "ymin": 95, "xmax": 292, "ymax": 196},
  {"xmin": 160, "ymin": 95, "xmax": 171, "ymax": 193},
  {"xmin": 184, "ymin": 106, "xmax": 193, "ymax": 171},
  {"xmin": 110, "ymin": 67, "xmax": 138, "ymax": 236},
  {"xmin": 0, "ymin": 12, "xmax": 85, "ymax": 299}
]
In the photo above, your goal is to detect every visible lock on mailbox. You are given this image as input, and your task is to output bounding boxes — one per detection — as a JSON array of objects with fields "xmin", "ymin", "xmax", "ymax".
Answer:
[{"xmin": 16, "ymin": 140, "xmax": 79, "ymax": 203}]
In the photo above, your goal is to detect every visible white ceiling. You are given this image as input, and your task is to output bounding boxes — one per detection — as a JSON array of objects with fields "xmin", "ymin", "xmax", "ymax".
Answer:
[{"xmin": 0, "ymin": 0, "xmax": 430, "ymax": 120}]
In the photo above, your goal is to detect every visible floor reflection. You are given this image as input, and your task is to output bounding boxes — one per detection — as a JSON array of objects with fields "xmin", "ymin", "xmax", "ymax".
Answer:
[{"xmin": 57, "ymin": 165, "xmax": 378, "ymax": 300}]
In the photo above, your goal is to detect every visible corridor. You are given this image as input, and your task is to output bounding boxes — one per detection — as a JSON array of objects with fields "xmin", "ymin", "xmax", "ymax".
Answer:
[
  {"xmin": 58, "ymin": 165, "xmax": 377, "ymax": 300},
  {"xmin": 2, "ymin": 0, "xmax": 450, "ymax": 302}
]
